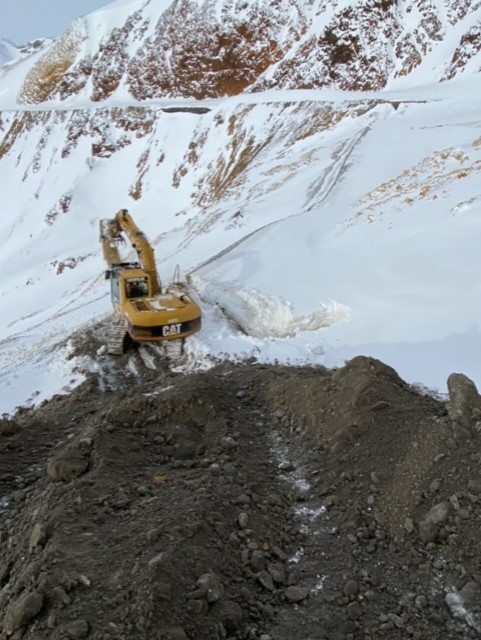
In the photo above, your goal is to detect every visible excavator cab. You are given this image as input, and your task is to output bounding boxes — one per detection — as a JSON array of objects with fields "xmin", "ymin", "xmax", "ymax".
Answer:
[{"xmin": 126, "ymin": 278, "xmax": 149, "ymax": 299}]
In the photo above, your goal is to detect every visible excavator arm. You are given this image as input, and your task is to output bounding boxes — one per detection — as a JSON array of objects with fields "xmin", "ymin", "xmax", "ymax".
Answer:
[
  {"xmin": 99, "ymin": 218, "xmax": 122, "ymax": 268},
  {"xmin": 99, "ymin": 209, "xmax": 162, "ymax": 295}
]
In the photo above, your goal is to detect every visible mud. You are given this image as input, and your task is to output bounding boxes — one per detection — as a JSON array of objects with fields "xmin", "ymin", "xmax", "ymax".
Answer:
[{"xmin": 1, "ymin": 352, "xmax": 481, "ymax": 640}]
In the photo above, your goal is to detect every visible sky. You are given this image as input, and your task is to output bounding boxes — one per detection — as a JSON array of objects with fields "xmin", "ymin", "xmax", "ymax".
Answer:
[{"xmin": 0, "ymin": 0, "xmax": 111, "ymax": 43}]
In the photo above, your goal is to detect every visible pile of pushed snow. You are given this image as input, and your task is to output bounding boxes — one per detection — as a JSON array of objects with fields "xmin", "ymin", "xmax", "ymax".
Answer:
[{"xmin": 192, "ymin": 276, "xmax": 351, "ymax": 339}]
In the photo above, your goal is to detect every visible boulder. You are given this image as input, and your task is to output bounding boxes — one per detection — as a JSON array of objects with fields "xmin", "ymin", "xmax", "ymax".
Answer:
[
  {"xmin": 4, "ymin": 591, "xmax": 43, "ymax": 635},
  {"xmin": 447, "ymin": 373, "xmax": 481, "ymax": 427},
  {"xmin": 217, "ymin": 600, "xmax": 243, "ymax": 634},
  {"xmin": 47, "ymin": 449, "xmax": 90, "ymax": 482}
]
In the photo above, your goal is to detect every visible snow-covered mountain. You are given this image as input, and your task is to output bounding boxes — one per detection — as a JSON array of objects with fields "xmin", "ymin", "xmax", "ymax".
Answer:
[
  {"xmin": 1, "ymin": 0, "xmax": 481, "ymax": 414},
  {"xmin": 0, "ymin": 37, "xmax": 51, "ymax": 69},
  {"xmin": 5, "ymin": 0, "xmax": 481, "ymax": 105},
  {"xmin": 0, "ymin": 39, "xmax": 19, "ymax": 67}
]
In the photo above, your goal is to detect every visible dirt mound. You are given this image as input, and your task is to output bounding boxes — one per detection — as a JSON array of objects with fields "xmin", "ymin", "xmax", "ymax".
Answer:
[{"xmin": 1, "ymin": 356, "xmax": 481, "ymax": 640}]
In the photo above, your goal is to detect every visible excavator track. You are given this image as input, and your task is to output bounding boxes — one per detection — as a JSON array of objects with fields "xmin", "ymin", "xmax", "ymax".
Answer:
[
  {"xmin": 106, "ymin": 325, "xmax": 127, "ymax": 355},
  {"xmin": 163, "ymin": 338, "xmax": 185, "ymax": 363}
]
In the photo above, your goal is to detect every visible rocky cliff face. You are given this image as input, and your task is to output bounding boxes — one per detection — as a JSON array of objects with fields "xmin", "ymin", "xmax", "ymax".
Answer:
[{"xmin": 14, "ymin": 0, "xmax": 481, "ymax": 105}]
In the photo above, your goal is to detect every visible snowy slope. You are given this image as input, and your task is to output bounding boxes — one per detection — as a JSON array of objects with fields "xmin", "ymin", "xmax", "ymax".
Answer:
[
  {"xmin": 0, "ymin": 37, "xmax": 51, "ymax": 70},
  {"xmin": 0, "ymin": 40, "xmax": 18, "ymax": 67},
  {"xmin": 1, "ymin": 0, "xmax": 481, "ymax": 414}
]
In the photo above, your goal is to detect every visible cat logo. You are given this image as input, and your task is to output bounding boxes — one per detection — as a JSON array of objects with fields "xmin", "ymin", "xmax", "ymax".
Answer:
[{"xmin": 162, "ymin": 323, "xmax": 182, "ymax": 337}]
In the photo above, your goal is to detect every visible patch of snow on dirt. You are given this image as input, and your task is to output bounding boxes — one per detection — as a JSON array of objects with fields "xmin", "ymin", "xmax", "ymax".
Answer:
[
  {"xmin": 445, "ymin": 589, "xmax": 481, "ymax": 632},
  {"xmin": 294, "ymin": 505, "xmax": 328, "ymax": 520},
  {"xmin": 310, "ymin": 575, "xmax": 327, "ymax": 595}
]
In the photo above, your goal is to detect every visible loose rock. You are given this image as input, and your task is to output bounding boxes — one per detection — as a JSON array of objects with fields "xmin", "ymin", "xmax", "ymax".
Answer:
[{"xmin": 4, "ymin": 591, "xmax": 43, "ymax": 635}]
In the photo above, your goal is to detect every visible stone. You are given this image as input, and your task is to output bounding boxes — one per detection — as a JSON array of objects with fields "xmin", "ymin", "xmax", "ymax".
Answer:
[
  {"xmin": 343, "ymin": 580, "xmax": 359, "ymax": 597},
  {"xmin": 4, "ymin": 591, "xmax": 44, "ymax": 635},
  {"xmin": 196, "ymin": 573, "xmax": 223, "ymax": 603},
  {"xmin": 186, "ymin": 599, "xmax": 208, "ymax": 616},
  {"xmin": 228, "ymin": 533, "xmax": 240, "ymax": 545},
  {"xmin": 268, "ymin": 562, "xmax": 285, "ymax": 584},
  {"xmin": 136, "ymin": 485, "xmax": 149, "ymax": 496},
  {"xmin": 28, "ymin": 523, "xmax": 47, "ymax": 553},
  {"xmin": 146, "ymin": 528, "xmax": 161, "ymax": 543},
  {"xmin": 429, "ymin": 479, "xmax": 441, "ymax": 494},
  {"xmin": 148, "ymin": 553, "xmax": 166, "ymax": 569},
  {"xmin": 370, "ymin": 400, "xmax": 390, "ymax": 410},
  {"xmin": 261, "ymin": 604, "xmax": 275, "ymax": 620},
  {"xmin": 285, "ymin": 586, "xmax": 310, "ymax": 603},
  {"xmin": 63, "ymin": 619, "xmax": 89, "ymax": 639},
  {"xmin": 447, "ymin": 373, "xmax": 481, "ymax": 426},
  {"xmin": 467, "ymin": 479, "xmax": 481, "ymax": 494},
  {"xmin": 257, "ymin": 571, "xmax": 274, "ymax": 591},
  {"xmin": 51, "ymin": 586, "xmax": 71, "ymax": 607},
  {"xmin": 418, "ymin": 501, "xmax": 450, "ymax": 542},
  {"xmin": 272, "ymin": 546, "xmax": 288, "ymax": 560},
  {"xmin": 218, "ymin": 601, "xmax": 243, "ymax": 634},
  {"xmin": 388, "ymin": 613, "xmax": 405, "ymax": 628},
  {"xmin": 403, "ymin": 517, "xmax": 415, "ymax": 534},
  {"xmin": 419, "ymin": 521, "xmax": 438, "ymax": 543},
  {"xmin": 238, "ymin": 512, "xmax": 249, "ymax": 529},
  {"xmin": 47, "ymin": 450, "xmax": 90, "ymax": 482},
  {"xmin": 219, "ymin": 437, "xmax": 237, "ymax": 450},
  {"xmin": 347, "ymin": 601, "xmax": 363, "ymax": 620},
  {"xmin": 449, "ymin": 494, "xmax": 461, "ymax": 510},
  {"xmin": 250, "ymin": 550, "xmax": 265, "ymax": 573},
  {"xmin": 278, "ymin": 461, "xmax": 295, "ymax": 472},
  {"xmin": 324, "ymin": 495, "xmax": 340, "ymax": 509},
  {"xmin": 424, "ymin": 502, "xmax": 450, "ymax": 525}
]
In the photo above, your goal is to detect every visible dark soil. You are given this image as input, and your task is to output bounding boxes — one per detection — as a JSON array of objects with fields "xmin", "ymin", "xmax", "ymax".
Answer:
[{"xmin": 2, "ymin": 351, "xmax": 481, "ymax": 640}]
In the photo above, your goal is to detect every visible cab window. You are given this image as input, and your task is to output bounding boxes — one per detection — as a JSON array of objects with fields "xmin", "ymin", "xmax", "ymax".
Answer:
[
  {"xmin": 126, "ymin": 279, "xmax": 149, "ymax": 299},
  {"xmin": 110, "ymin": 276, "xmax": 120, "ymax": 303}
]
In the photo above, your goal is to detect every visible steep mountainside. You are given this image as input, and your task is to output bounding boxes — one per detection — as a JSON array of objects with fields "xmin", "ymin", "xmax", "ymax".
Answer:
[
  {"xmin": 11, "ymin": 0, "xmax": 481, "ymax": 104},
  {"xmin": 1, "ymin": 0, "xmax": 481, "ymax": 409}
]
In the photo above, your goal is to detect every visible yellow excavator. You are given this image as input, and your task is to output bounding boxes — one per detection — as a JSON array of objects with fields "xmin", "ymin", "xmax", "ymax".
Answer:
[{"xmin": 99, "ymin": 209, "xmax": 201, "ymax": 356}]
